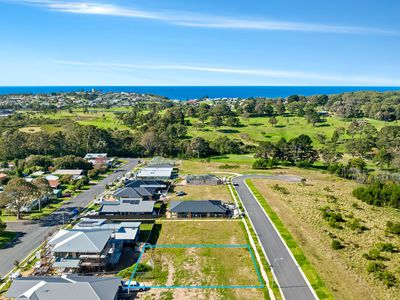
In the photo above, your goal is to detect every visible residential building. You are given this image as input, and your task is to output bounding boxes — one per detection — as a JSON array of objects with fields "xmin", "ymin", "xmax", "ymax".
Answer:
[
  {"xmin": 185, "ymin": 174, "xmax": 222, "ymax": 185},
  {"xmin": 136, "ymin": 164, "xmax": 175, "ymax": 180},
  {"xmin": 52, "ymin": 169, "xmax": 84, "ymax": 180},
  {"xmin": 48, "ymin": 228, "xmax": 120, "ymax": 271},
  {"xmin": 99, "ymin": 199, "xmax": 156, "ymax": 216},
  {"xmin": 168, "ymin": 200, "xmax": 229, "ymax": 218},
  {"xmin": 84, "ymin": 153, "xmax": 112, "ymax": 166},
  {"xmin": 6, "ymin": 275, "xmax": 121, "ymax": 300}
]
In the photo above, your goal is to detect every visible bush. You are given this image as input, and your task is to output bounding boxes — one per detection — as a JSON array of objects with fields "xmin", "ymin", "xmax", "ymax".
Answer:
[
  {"xmin": 386, "ymin": 221, "xmax": 400, "ymax": 235},
  {"xmin": 353, "ymin": 180, "xmax": 400, "ymax": 208},
  {"xmin": 271, "ymin": 184, "xmax": 289, "ymax": 195},
  {"xmin": 331, "ymin": 239, "xmax": 344, "ymax": 250},
  {"xmin": 348, "ymin": 218, "xmax": 368, "ymax": 232},
  {"xmin": 252, "ymin": 159, "xmax": 278, "ymax": 169},
  {"xmin": 362, "ymin": 249, "xmax": 387, "ymax": 261},
  {"xmin": 375, "ymin": 243, "xmax": 397, "ymax": 253},
  {"xmin": 366, "ymin": 262, "xmax": 385, "ymax": 273},
  {"xmin": 378, "ymin": 271, "xmax": 397, "ymax": 287}
]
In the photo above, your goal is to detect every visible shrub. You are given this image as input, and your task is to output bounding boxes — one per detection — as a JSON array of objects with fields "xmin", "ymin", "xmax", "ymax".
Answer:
[
  {"xmin": 386, "ymin": 221, "xmax": 400, "ymax": 235},
  {"xmin": 378, "ymin": 271, "xmax": 397, "ymax": 287},
  {"xmin": 363, "ymin": 249, "xmax": 387, "ymax": 261},
  {"xmin": 271, "ymin": 184, "xmax": 289, "ymax": 195},
  {"xmin": 366, "ymin": 262, "xmax": 386, "ymax": 273},
  {"xmin": 348, "ymin": 218, "xmax": 368, "ymax": 232},
  {"xmin": 375, "ymin": 242, "xmax": 397, "ymax": 253},
  {"xmin": 331, "ymin": 239, "xmax": 344, "ymax": 250}
]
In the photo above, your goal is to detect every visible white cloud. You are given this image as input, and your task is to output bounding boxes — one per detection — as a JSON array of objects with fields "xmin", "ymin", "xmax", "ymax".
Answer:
[
  {"xmin": 55, "ymin": 60, "xmax": 400, "ymax": 85},
  {"xmin": 7, "ymin": 0, "xmax": 398, "ymax": 35}
]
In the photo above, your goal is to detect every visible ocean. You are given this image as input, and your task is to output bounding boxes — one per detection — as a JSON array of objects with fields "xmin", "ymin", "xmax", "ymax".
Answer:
[{"xmin": 0, "ymin": 86, "xmax": 399, "ymax": 100}]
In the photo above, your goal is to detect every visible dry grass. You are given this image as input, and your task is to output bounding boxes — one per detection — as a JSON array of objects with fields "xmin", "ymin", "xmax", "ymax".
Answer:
[
  {"xmin": 178, "ymin": 159, "xmax": 270, "ymax": 175},
  {"xmin": 170, "ymin": 184, "xmax": 233, "ymax": 203},
  {"xmin": 251, "ymin": 169, "xmax": 400, "ymax": 300},
  {"xmin": 134, "ymin": 220, "xmax": 264, "ymax": 300},
  {"xmin": 18, "ymin": 126, "xmax": 42, "ymax": 133}
]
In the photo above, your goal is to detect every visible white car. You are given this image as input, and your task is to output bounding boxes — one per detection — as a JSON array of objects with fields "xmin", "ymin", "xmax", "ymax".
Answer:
[
  {"xmin": 10, "ymin": 272, "xmax": 21, "ymax": 280},
  {"xmin": 120, "ymin": 280, "xmax": 149, "ymax": 292},
  {"xmin": 85, "ymin": 210, "xmax": 98, "ymax": 216}
]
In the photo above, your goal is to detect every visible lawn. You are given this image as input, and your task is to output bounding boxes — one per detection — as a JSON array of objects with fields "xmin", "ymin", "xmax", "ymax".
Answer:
[
  {"xmin": 250, "ymin": 169, "xmax": 400, "ymax": 300},
  {"xmin": 170, "ymin": 184, "xmax": 233, "ymax": 203},
  {"xmin": 0, "ymin": 231, "xmax": 17, "ymax": 248},
  {"xmin": 122, "ymin": 220, "xmax": 265, "ymax": 300},
  {"xmin": 187, "ymin": 115, "xmax": 389, "ymax": 147}
]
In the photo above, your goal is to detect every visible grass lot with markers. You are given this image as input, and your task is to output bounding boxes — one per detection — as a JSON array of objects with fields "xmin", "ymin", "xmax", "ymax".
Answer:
[{"xmin": 121, "ymin": 220, "xmax": 266, "ymax": 300}]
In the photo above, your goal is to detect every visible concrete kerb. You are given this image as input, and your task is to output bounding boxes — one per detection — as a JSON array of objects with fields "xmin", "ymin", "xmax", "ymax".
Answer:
[
  {"xmin": 243, "ymin": 178, "xmax": 318, "ymax": 300},
  {"xmin": 227, "ymin": 175, "xmax": 276, "ymax": 300}
]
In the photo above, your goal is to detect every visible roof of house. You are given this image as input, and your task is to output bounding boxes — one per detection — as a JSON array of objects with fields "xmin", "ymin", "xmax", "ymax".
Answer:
[
  {"xmin": 169, "ymin": 200, "xmax": 227, "ymax": 214},
  {"xmin": 47, "ymin": 179, "xmax": 60, "ymax": 188},
  {"xmin": 100, "ymin": 200, "xmax": 155, "ymax": 214},
  {"xmin": 52, "ymin": 169, "xmax": 83, "ymax": 176},
  {"xmin": 48, "ymin": 229, "xmax": 112, "ymax": 253},
  {"xmin": 131, "ymin": 187, "xmax": 152, "ymax": 197},
  {"xmin": 114, "ymin": 187, "xmax": 142, "ymax": 199},
  {"xmin": 84, "ymin": 153, "xmax": 108, "ymax": 159},
  {"xmin": 125, "ymin": 179, "xmax": 166, "ymax": 189},
  {"xmin": 6, "ymin": 275, "xmax": 120, "ymax": 300},
  {"xmin": 136, "ymin": 167, "xmax": 173, "ymax": 179}
]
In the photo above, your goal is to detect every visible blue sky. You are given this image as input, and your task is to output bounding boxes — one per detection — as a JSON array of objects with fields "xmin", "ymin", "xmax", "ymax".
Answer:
[{"xmin": 0, "ymin": 0, "xmax": 399, "ymax": 86}]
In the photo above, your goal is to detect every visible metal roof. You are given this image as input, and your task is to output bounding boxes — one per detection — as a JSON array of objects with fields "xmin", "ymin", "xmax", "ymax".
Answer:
[
  {"xmin": 169, "ymin": 200, "xmax": 227, "ymax": 214},
  {"xmin": 100, "ymin": 200, "xmax": 155, "ymax": 214},
  {"xmin": 114, "ymin": 187, "xmax": 142, "ymax": 199},
  {"xmin": 48, "ymin": 229, "xmax": 112, "ymax": 253},
  {"xmin": 6, "ymin": 275, "xmax": 120, "ymax": 300}
]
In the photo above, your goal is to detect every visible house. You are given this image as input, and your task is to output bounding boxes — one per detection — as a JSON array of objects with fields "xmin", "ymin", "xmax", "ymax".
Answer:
[
  {"xmin": 18, "ymin": 195, "xmax": 50, "ymax": 213},
  {"xmin": 168, "ymin": 200, "xmax": 229, "ymax": 218},
  {"xmin": 99, "ymin": 199, "xmax": 156, "ymax": 216},
  {"xmin": 84, "ymin": 153, "xmax": 112, "ymax": 166},
  {"xmin": 48, "ymin": 228, "xmax": 121, "ymax": 270},
  {"xmin": 125, "ymin": 179, "xmax": 167, "ymax": 191},
  {"xmin": 52, "ymin": 169, "xmax": 84, "ymax": 180},
  {"xmin": 6, "ymin": 275, "xmax": 121, "ymax": 300},
  {"xmin": 114, "ymin": 186, "xmax": 154, "ymax": 201},
  {"xmin": 136, "ymin": 164, "xmax": 175, "ymax": 181},
  {"xmin": 185, "ymin": 174, "xmax": 222, "ymax": 185},
  {"xmin": 74, "ymin": 218, "xmax": 141, "ymax": 244}
]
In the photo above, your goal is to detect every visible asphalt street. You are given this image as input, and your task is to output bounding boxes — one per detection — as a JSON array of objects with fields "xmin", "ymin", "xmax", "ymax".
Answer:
[
  {"xmin": 232, "ymin": 175, "xmax": 317, "ymax": 300},
  {"xmin": 0, "ymin": 159, "xmax": 138, "ymax": 277}
]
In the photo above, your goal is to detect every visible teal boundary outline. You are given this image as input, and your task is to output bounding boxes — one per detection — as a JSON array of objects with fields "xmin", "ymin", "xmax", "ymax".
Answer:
[{"xmin": 128, "ymin": 244, "xmax": 264, "ymax": 289}]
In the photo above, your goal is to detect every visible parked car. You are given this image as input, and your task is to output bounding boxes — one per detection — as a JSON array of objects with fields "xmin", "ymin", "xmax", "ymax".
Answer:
[
  {"xmin": 175, "ymin": 191, "xmax": 186, "ymax": 196},
  {"xmin": 85, "ymin": 210, "xmax": 99, "ymax": 216},
  {"xmin": 10, "ymin": 272, "xmax": 21, "ymax": 281},
  {"xmin": 120, "ymin": 280, "xmax": 149, "ymax": 292}
]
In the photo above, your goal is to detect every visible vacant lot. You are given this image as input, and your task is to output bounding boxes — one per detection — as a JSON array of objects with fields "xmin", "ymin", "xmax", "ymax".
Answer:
[
  {"xmin": 170, "ymin": 184, "xmax": 232, "ymax": 203},
  {"xmin": 132, "ymin": 220, "xmax": 264, "ymax": 300},
  {"xmin": 251, "ymin": 169, "xmax": 400, "ymax": 300}
]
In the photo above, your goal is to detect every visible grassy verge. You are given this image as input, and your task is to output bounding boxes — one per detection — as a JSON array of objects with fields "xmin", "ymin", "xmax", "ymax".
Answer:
[
  {"xmin": 0, "ymin": 231, "xmax": 17, "ymax": 249},
  {"xmin": 245, "ymin": 179, "xmax": 333, "ymax": 299}
]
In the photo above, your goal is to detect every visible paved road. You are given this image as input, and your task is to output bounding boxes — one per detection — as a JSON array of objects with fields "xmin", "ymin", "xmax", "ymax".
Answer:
[
  {"xmin": 232, "ymin": 175, "xmax": 316, "ymax": 300},
  {"xmin": 0, "ymin": 159, "xmax": 138, "ymax": 277}
]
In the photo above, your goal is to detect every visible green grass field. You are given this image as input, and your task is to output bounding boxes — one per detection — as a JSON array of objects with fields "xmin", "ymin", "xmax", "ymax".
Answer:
[{"xmin": 187, "ymin": 115, "xmax": 389, "ymax": 147}]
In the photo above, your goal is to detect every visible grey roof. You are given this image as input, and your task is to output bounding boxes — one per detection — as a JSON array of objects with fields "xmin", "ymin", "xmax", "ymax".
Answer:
[
  {"xmin": 114, "ymin": 187, "xmax": 142, "ymax": 199},
  {"xmin": 6, "ymin": 275, "xmax": 120, "ymax": 300},
  {"xmin": 48, "ymin": 229, "xmax": 112, "ymax": 253},
  {"xmin": 133, "ymin": 187, "xmax": 153, "ymax": 197},
  {"xmin": 100, "ymin": 200, "xmax": 155, "ymax": 214},
  {"xmin": 125, "ymin": 179, "xmax": 166, "ymax": 189},
  {"xmin": 169, "ymin": 200, "xmax": 227, "ymax": 214}
]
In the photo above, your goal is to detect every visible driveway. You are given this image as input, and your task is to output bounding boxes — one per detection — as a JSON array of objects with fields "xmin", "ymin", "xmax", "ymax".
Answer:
[
  {"xmin": 0, "ymin": 159, "xmax": 139, "ymax": 278},
  {"xmin": 232, "ymin": 175, "xmax": 316, "ymax": 300}
]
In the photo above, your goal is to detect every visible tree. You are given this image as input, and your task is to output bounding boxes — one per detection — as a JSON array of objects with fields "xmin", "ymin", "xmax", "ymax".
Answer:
[
  {"xmin": 0, "ymin": 178, "xmax": 41, "ymax": 220},
  {"xmin": 210, "ymin": 116, "xmax": 223, "ymax": 130},
  {"xmin": 53, "ymin": 155, "xmax": 92, "ymax": 171},
  {"xmin": 374, "ymin": 148, "xmax": 393, "ymax": 169},
  {"xmin": 305, "ymin": 108, "xmax": 322, "ymax": 127},
  {"xmin": 187, "ymin": 137, "xmax": 212, "ymax": 158},
  {"xmin": 225, "ymin": 116, "xmax": 241, "ymax": 127},
  {"xmin": 32, "ymin": 178, "xmax": 52, "ymax": 211},
  {"xmin": 320, "ymin": 144, "xmax": 343, "ymax": 164},
  {"xmin": 268, "ymin": 116, "xmax": 278, "ymax": 127}
]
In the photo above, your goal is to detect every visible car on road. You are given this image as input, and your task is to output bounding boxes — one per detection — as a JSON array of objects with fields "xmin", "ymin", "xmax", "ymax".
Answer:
[{"xmin": 120, "ymin": 280, "xmax": 149, "ymax": 292}]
